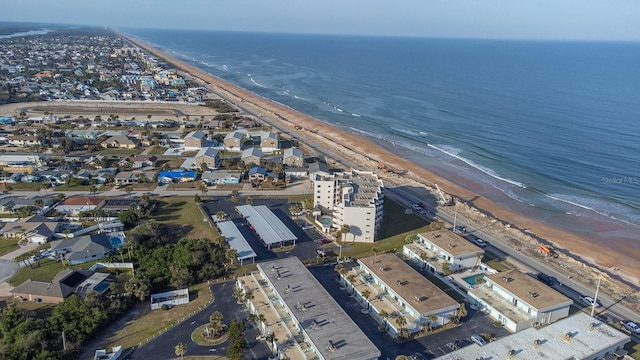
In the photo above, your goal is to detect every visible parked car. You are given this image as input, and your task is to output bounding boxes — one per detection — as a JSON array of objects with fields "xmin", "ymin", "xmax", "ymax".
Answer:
[
  {"xmin": 453, "ymin": 226, "xmax": 467, "ymax": 234},
  {"xmin": 579, "ymin": 295, "xmax": 602, "ymax": 308},
  {"xmin": 470, "ymin": 334, "xmax": 487, "ymax": 346},
  {"xmin": 620, "ymin": 320, "xmax": 640, "ymax": 335},
  {"xmin": 411, "ymin": 203, "xmax": 422, "ymax": 211},
  {"xmin": 472, "ymin": 237, "xmax": 487, "ymax": 247},
  {"xmin": 536, "ymin": 273, "xmax": 557, "ymax": 286},
  {"xmin": 320, "ymin": 238, "xmax": 332, "ymax": 244}
]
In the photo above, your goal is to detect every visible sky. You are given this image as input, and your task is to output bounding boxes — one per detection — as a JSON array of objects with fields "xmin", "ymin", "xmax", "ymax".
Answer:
[{"xmin": 2, "ymin": 0, "xmax": 640, "ymax": 41}]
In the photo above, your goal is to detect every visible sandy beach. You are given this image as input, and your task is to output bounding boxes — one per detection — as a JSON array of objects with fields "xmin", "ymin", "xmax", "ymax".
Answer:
[{"xmin": 27, "ymin": 31, "xmax": 633, "ymax": 309}]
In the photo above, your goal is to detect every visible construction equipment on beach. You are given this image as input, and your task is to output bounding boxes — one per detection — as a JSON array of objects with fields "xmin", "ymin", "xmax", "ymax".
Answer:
[
  {"xmin": 537, "ymin": 244, "xmax": 559, "ymax": 258},
  {"xmin": 376, "ymin": 161, "xmax": 407, "ymax": 175}
]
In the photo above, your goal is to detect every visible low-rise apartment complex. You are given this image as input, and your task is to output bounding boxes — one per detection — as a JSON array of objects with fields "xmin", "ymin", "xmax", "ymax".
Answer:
[
  {"xmin": 468, "ymin": 269, "xmax": 573, "ymax": 332},
  {"xmin": 403, "ymin": 230, "xmax": 484, "ymax": 274}
]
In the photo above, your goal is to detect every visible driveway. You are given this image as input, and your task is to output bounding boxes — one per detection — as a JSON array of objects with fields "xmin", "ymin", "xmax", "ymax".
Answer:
[
  {"xmin": 125, "ymin": 281, "xmax": 271, "ymax": 360},
  {"xmin": 0, "ymin": 242, "xmax": 38, "ymax": 285}
]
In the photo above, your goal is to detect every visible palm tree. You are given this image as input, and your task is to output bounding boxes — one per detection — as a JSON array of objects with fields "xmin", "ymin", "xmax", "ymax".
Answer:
[
  {"xmin": 125, "ymin": 185, "xmax": 133, "ymax": 198},
  {"xmin": 243, "ymin": 289, "xmax": 254, "ymax": 303},
  {"xmin": 346, "ymin": 274, "xmax": 356, "ymax": 285},
  {"xmin": 209, "ymin": 311, "xmax": 224, "ymax": 337},
  {"xmin": 174, "ymin": 342, "xmax": 187, "ymax": 359},
  {"xmin": 233, "ymin": 287, "xmax": 244, "ymax": 304},
  {"xmin": 441, "ymin": 262, "xmax": 452, "ymax": 276},
  {"xmin": 246, "ymin": 196, "xmax": 254, "ymax": 205},
  {"xmin": 372, "ymin": 246, "xmax": 380, "ymax": 256},
  {"xmin": 199, "ymin": 182, "xmax": 208, "ymax": 197},
  {"xmin": 475, "ymin": 252, "xmax": 484, "ymax": 268},
  {"xmin": 456, "ymin": 303, "xmax": 467, "ymax": 323},
  {"xmin": 395, "ymin": 315, "xmax": 407, "ymax": 337},
  {"xmin": 361, "ymin": 289, "xmax": 371, "ymax": 301},
  {"xmin": 340, "ymin": 224, "xmax": 351, "ymax": 241},
  {"xmin": 89, "ymin": 184, "xmax": 98, "ymax": 196},
  {"xmin": 225, "ymin": 248, "xmax": 238, "ymax": 267}
]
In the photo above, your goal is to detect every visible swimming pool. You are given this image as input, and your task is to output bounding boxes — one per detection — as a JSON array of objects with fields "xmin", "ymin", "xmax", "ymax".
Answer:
[
  {"xmin": 110, "ymin": 236, "xmax": 124, "ymax": 248},
  {"xmin": 462, "ymin": 273, "xmax": 486, "ymax": 286},
  {"xmin": 93, "ymin": 282, "xmax": 111, "ymax": 293},
  {"xmin": 320, "ymin": 217, "xmax": 332, "ymax": 227}
]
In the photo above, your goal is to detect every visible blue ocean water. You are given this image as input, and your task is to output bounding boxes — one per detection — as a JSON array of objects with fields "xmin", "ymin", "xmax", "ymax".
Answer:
[{"xmin": 128, "ymin": 29, "xmax": 640, "ymax": 236}]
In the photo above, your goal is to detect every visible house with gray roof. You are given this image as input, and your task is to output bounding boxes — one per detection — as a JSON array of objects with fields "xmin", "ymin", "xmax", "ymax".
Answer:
[
  {"xmin": 241, "ymin": 147, "xmax": 262, "ymax": 167},
  {"xmin": 283, "ymin": 147, "xmax": 304, "ymax": 167},
  {"xmin": 194, "ymin": 147, "xmax": 221, "ymax": 170},
  {"xmin": 223, "ymin": 131, "xmax": 245, "ymax": 151},
  {"xmin": 49, "ymin": 233, "xmax": 114, "ymax": 265},
  {"xmin": 183, "ymin": 130, "xmax": 207, "ymax": 149},
  {"xmin": 11, "ymin": 269, "xmax": 112, "ymax": 304}
]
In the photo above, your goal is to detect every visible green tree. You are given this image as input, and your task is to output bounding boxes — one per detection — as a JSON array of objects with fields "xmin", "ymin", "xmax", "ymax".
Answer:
[
  {"xmin": 125, "ymin": 185, "xmax": 133, "ymax": 198},
  {"xmin": 361, "ymin": 289, "xmax": 371, "ymax": 301},
  {"xmin": 174, "ymin": 342, "xmax": 187, "ymax": 359},
  {"xmin": 232, "ymin": 288, "xmax": 244, "ymax": 304},
  {"xmin": 395, "ymin": 315, "xmax": 408, "ymax": 337},
  {"xmin": 441, "ymin": 262, "xmax": 452, "ymax": 276},
  {"xmin": 209, "ymin": 311, "xmax": 224, "ymax": 338},
  {"xmin": 340, "ymin": 224, "xmax": 351, "ymax": 241},
  {"xmin": 456, "ymin": 303, "xmax": 467, "ymax": 323},
  {"xmin": 226, "ymin": 318, "xmax": 246, "ymax": 360},
  {"xmin": 89, "ymin": 184, "xmax": 98, "ymax": 196},
  {"xmin": 124, "ymin": 274, "xmax": 150, "ymax": 301}
]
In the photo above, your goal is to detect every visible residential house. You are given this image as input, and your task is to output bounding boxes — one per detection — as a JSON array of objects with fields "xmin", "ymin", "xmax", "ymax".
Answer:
[
  {"xmin": 343, "ymin": 253, "xmax": 460, "ymax": 338},
  {"xmin": 0, "ymin": 196, "xmax": 57, "ymax": 214},
  {"xmin": 248, "ymin": 167, "xmax": 268, "ymax": 182},
  {"xmin": 312, "ymin": 169, "xmax": 384, "ymax": 243},
  {"xmin": 49, "ymin": 233, "xmax": 115, "ymax": 265},
  {"xmin": 223, "ymin": 131, "xmax": 245, "ymax": 150},
  {"xmin": 54, "ymin": 196, "xmax": 104, "ymax": 215},
  {"xmin": 8, "ymin": 135, "xmax": 40, "ymax": 147},
  {"xmin": 99, "ymin": 198, "xmax": 140, "ymax": 215},
  {"xmin": 403, "ymin": 230, "xmax": 484, "ymax": 274},
  {"xmin": 157, "ymin": 170, "xmax": 196, "ymax": 183},
  {"xmin": 241, "ymin": 147, "xmax": 262, "ymax": 167},
  {"xmin": 119, "ymin": 154, "xmax": 158, "ymax": 169},
  {"xmin": 11, "ymin": 269, "xmax": 113, "ymax": 304},
  {"xmin": 201, "ymin": 170, "xmax": 241, "ymax": 185},
  {"xmin": 193, "ymin": 147, "xmax": 221, "ymax": 170},
  {"xmin": 101, "ymin": 135, "xmax": 140, "ymax": 149},
  {"xmin": 308, "ymin": 161, "xmax": 330, "ymax": 178},
  {"xmin": 1, "ymin": 214, "xmax": 61, "ymax": 244},
  {"xmin": 468, "ymin": 269, "xmax": 573, "ymax": 332},
  {"xmin": 283, "ymin": 147, "xmax": 304, "ymax": 167},
  {"xmin": 183, "ymin": 130, "xmax": 207, "ymax": 149},
  {"xmin": 259, "ymin": 131, "xmax": 279, "ymax": 152}
]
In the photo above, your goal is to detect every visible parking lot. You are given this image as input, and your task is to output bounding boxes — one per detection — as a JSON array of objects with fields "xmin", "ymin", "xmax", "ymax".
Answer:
[{"xmin": 201, "ymin": 197, "xmax": 329, "ymax": 263}]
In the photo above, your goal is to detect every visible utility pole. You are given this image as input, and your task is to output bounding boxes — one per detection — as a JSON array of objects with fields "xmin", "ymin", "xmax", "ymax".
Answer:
[
  {"xmin": 62, "ymin": 330, "xmax": 67, "ymax": 350},
  {"xmin": 591, "ymin": 277, "xmax": 602, "ymax": 318}
]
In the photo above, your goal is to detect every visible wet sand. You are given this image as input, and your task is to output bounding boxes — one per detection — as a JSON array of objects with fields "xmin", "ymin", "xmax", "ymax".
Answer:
[{"xmin": 119, "ymin": 32, "xmax": 639, "ymax": 290}]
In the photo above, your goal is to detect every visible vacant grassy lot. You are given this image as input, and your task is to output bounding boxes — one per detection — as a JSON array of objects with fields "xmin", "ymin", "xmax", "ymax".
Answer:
[{"xmin": 153, "ymin": 197, "xmax": 220, "ymax": 240}]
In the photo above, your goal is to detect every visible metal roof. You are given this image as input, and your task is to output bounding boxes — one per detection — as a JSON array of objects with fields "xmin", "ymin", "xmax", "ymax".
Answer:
[
  {"xmin": 237, "ymin": 205, "xmax": 297, "ymax": 245},
  {"xmin": 217, "ymin": 221, "xmax": 256, "ymax": 260}
]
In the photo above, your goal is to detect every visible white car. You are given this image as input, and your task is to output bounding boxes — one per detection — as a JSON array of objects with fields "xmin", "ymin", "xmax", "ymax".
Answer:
[
  {"xmin": 620, "ymin": 320, "xmax": 640, "ymax": 335},
  {"xmin": 470, "ymin": 334, "xmax": 487, "ymax": 346},
  {"xmin": 579, "ymin": 295, "xmax": 602, "ymax": 308},
  {"xmin": 472, "ymin": 238, "xmax": 487, "ymax": 247}
]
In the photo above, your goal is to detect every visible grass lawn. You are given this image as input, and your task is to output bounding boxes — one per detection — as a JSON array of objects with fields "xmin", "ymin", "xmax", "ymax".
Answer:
[
  {"xmin": 484, "ymin": 259, "xmax": 514, "ymax": 272},
  {"xmin": 157, "ymin": 158, "xmax": 186, "ymax": 169},
  {"xmin": 153, "ymin": 197, "xmax": 220, "ymax": 240},
  {"xmin": 624, "ymin": 339, "xmax": 640, "ymax": 360},
  {"xmin": 0, "ymin": 296, "xmax": 57, "ymax": 319},
  {"xmin": 148, "ymin": 146, "xmax": 168, "ymax": 155},
  {"xmin": 105, "ymin": 282, "xmax": 215, "ymax": 351},
  {"xmin": 341, "ymin": 199, "xmax": 433, "ymax": 259},
  {"xmin": 0, "ymin": 239, "xmax": 19, "ymax": 257}
]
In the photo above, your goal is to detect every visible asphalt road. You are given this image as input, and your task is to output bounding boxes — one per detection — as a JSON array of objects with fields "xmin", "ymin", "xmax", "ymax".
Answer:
[{"xmin": 125, "ymin": 281, "xmax": 271, "ymax": 360}]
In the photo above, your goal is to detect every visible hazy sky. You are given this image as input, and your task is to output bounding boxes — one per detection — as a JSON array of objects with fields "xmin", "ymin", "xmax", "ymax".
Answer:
[{"xmin": 3, "ymin": 0, "xmax": 640, "ymax": 41}]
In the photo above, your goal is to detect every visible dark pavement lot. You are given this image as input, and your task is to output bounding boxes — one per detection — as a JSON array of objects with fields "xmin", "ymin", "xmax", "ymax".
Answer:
[
  {"xmin": 201, "ymin": 197, "xmax": 328, "ymax": 263},
  {"xmin": 125, "ymin": 281, "xmax": 271, "ymax": 360}
]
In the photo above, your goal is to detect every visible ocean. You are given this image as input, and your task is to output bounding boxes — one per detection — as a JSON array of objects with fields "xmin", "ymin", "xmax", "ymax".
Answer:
[{"xmin": 12, "ymin": 24, "xmax": 640, "ymax": 254}]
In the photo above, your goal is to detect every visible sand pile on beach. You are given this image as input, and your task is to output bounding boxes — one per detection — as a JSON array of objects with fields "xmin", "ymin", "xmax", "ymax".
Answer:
[{"xmin": 125, "ymin": 33, "xmax": 639, "ymax": 312}]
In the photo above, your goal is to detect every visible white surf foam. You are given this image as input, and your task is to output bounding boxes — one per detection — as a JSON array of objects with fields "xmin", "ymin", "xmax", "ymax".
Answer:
[
  {"xmin": 249, "ymin": 77, "xmax": 267, "ymax": 88},
  {"xmin": 546, "ymin": 193, "xmax": 639, "ymax": 227},
  {"xmin": 352, "ymin": 113, "xmax": 361, "ymax": 117},
  {"xmin": 428, "ymin": 143, "xmax": 527, "ymax": 188}
]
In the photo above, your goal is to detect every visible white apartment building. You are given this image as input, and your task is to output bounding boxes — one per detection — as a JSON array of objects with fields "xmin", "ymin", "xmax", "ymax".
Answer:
[
  {"xmin": 468, "ymin": 269, "xmax": 573, "ymax": 332},
  {"xmin": 312, "ymin": 169, "xmax": 384, "ymax": 243},
  {"xmin": 403, "ymin": 230, "xmax": 484, "ymax": 274}
]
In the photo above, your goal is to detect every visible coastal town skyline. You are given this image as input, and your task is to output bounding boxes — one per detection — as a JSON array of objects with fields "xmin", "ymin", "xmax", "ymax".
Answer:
[{"xmin": 3, "ymin": 0, "xmax": 640, "ymax": 41}]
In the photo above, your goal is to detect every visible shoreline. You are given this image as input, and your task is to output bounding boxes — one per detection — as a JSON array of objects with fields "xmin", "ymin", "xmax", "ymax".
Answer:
[{"xmin": 116, "ymin": 32, "xmax": 638, "ymax": 293}]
